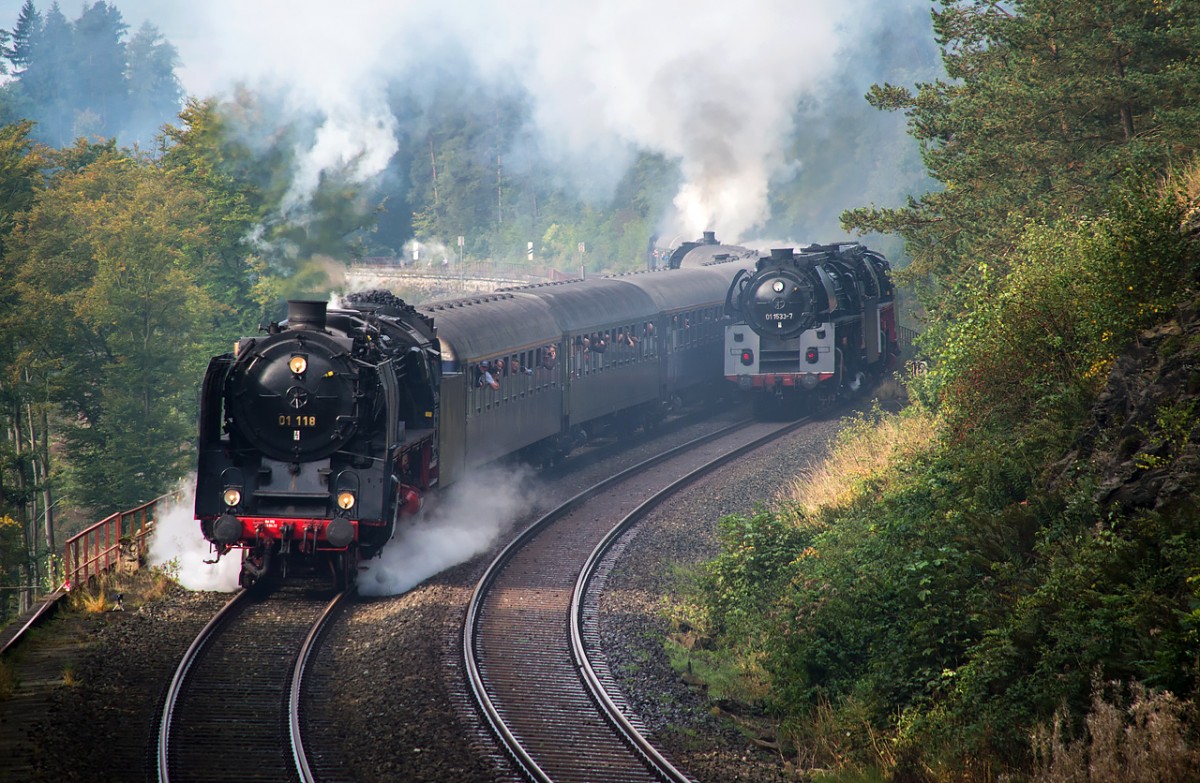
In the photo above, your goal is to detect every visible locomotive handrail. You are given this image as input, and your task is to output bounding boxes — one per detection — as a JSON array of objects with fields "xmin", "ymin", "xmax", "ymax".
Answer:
[{"xmin": 62, "ymin": 490, "xmax": 183, "ymax": 590}]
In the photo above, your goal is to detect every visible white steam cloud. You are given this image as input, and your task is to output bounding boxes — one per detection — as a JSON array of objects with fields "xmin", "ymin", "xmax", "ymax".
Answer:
[
  {"xmin": 146, "ymin": 466, "xmax": 540, "ymax": 596},
  {"xmin": 147, "ymin": 476, "xmax": 240, "ymax": 592},
  {"xmin": 66, "ymin": 0, "xmax": 886, "ymax": 241},
  {"xmin": 357, "ymin": 463, "xmax": 542, "ymax": 597}
]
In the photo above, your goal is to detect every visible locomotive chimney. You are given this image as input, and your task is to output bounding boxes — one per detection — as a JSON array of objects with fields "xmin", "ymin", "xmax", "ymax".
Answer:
[
  {"xmin": 287, "ymin": 300, "xmax": 328, "ymax": 331},
  {"xmin": 702, "ymin": 231, "xmax": 717, "ymax": 244}
]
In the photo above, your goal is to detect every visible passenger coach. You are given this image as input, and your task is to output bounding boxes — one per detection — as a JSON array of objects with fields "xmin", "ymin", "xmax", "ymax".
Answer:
[{"xmin": 425, "ymin": 263, "xmax": 745, "ymax": 483}]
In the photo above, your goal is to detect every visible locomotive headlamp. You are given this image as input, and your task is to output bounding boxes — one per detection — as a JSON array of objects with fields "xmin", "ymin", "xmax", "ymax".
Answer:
[
  {"xmin": 337, "ymin": 491, "xmax": 356, "ymax": 511},
  {"xmin": 772, "ymin": 280, "xmax": 785, "ymax": 293},
  {"xmin": 289, "ymin": 355, "xmax": 308, "ymax": 375},
  {"xmin": 222, "ymin": 488, "xmax": 242, "ymax": 507},
  {"xmin": 805, "ymin": 347, "xmax": 820, "ymax": 364},
  {"xmin": 740, "ymin": 349, "xmax": 754, "ymax": 366}
]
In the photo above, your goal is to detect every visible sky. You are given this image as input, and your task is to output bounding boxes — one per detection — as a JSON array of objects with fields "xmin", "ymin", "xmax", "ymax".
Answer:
[{"xmin": 0, "ymin": 0, "xmax": 934, "ymax": 241}]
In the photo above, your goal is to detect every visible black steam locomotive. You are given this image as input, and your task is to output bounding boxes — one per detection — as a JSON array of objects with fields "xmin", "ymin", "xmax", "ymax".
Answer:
[
  {"xmin": 664, "ymin": 230, "xmax": 760, "ymax": 269},
  {"xmin": 195, "ymin": 295, "xmax": 440, "ymax": 588},
  {"xmin": 723, "ymin": 242, "xmax": 899, "ymax": 416},
  {"xmin": 195, "ymin": 259, "xmax": 753, "ymax": 589}
]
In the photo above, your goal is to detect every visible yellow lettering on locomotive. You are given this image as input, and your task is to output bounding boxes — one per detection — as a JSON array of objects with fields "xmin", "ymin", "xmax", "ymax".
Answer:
[{"xmin": 278, "ymin": 415, "xmax": 318, "ymax": 427}]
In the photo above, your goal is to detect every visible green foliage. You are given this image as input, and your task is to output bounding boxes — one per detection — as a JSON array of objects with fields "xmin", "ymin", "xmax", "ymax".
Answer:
[
  {"xmin": 701, "ymin": 506, "xmax": 814, "ymax": 644},
  {"xmin": 844, "ymin": 0, "xmax": 1200, "ymax": 311},
  {"xmin": 915, "ymin": 182, "xmax": 1194, "ymax": 433},
  {"xmin": 10, "ymin": 146, "xmax": 221, "ymax": 512}
]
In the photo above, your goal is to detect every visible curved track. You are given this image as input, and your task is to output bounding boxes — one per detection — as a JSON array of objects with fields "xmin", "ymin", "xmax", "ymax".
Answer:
[
  {"xmin": 464, "ymin": 418, "xmax": 804, "ymax": 782},
  {"xmin": 156, "ymin": 579, "xmax": 349, "ymax": 783}
]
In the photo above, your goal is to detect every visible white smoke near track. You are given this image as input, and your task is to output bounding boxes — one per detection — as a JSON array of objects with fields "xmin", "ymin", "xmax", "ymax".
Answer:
[
  {"xmin": 357, "ymin": 463, "xmax": 544, "ymax": 597},
  {"xmin": 146, "ymin": 476, "xmax": 240, "ymax": 592},
  {"xmin": 40, "ymin": 0, "xmax": 915, "ymax": 241}
]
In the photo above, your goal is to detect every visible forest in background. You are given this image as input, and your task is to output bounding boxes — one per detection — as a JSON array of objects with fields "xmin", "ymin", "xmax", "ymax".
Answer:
[
  {"xmin": 0, "ymin": 2, "xmax": 935, "ymax": 614},
  {"xmin": 688, "ymin": 2, "xmax": 1200, "ymax": 780}
]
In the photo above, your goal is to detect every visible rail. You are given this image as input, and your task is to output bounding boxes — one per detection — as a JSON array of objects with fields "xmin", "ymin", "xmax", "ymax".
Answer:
[{"xmin": 62, "ymin": 491, "xmax": 181, "ymax": 590}]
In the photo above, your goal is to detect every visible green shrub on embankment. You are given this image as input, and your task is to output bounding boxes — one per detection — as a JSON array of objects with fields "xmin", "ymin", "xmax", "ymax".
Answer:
[{"xmin": 686, "ymin": 182, "xmax": 1200, "ymax": 780}]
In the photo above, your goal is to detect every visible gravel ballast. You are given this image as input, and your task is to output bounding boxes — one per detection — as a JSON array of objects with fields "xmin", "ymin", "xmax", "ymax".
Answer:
[{"xmin": 3, "ymin": 405, "xmax": 856, "ymax": 782}]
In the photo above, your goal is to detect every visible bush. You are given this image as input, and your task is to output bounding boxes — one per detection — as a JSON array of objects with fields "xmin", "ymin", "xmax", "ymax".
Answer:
[{"xmin": 918, "ymin": 183, "xmax": 1193, "ymax": 438}]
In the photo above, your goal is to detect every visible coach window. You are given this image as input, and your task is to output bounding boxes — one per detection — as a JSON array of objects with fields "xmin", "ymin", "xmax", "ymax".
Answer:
[
  {"xmin": 516, "ymin": 352, "xmax": 529, "ymax": 396},
  {"xmin": 543, "ymin": 342, "xmax": 560, "ymax": 387},
  {"xmin": 571, "ymin": 335, "xmax": 584, "ymax": 377}
]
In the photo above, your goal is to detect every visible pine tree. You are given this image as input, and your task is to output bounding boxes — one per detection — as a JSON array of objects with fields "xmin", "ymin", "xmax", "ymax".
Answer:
[
  {"xmin": 18, "ymin": 3, "xmax": 76, "ymax": 147},
  {"xmin": 124, "ymin": 21, "xmax": 182, "ymax": 149},
  {"xmin": 7, "ymin": 0, "xmax": 40, "ymax": 71},
  {"xmin": 72, "ymin": 1, "xmax": 129, "ymax": 141},
  {"xmin": 843, "ymin": 0, "xmax": 1200, "ymax": 300}
]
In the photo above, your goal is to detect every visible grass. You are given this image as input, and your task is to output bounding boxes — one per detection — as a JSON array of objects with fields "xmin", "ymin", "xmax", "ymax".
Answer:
[
  {"xmin": 65, "ymin": 561, "xmax": 180, "ymax": 615},
  {"xmin": 810, "ymin": 769, "xmax": 887, "ymax": 783},
  {"xmin": 664, "ymin": 637, "xmax": 771, "ymax": 704},
  {"xmin": 782, "ymin": 402, "xmax": 938, "ymax": 523},
  {"xmin": 1031, "ymin": 681, "xmax": 1200, "ymax": 783}
]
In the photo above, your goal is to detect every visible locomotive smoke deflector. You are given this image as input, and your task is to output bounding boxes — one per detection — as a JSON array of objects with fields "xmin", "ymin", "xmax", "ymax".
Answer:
[{"xmin": 287, "ymin": 300, "xmax": 329, "ymax": 331}]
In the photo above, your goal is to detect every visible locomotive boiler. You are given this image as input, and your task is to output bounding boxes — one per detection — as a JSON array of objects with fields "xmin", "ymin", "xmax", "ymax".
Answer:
[
  {"xmin": 663, "ymin": 230, "xmax": 760, "ymax": 269},
  {"xmin": 723, "ymin": 242, "xmax": 899, "ymax": 416}
]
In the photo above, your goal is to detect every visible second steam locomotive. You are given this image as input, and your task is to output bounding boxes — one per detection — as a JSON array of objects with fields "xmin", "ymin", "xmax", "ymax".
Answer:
[{"xmin": 722, "ymin": 242, "xmax": 899, "ymax": 415}]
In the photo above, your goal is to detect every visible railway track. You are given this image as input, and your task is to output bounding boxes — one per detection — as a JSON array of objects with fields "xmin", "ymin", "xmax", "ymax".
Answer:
[
  {"xmin": 464, "ymin": 417, "xmax": 805, "ymax": 782},
  {"xmin": 156, "ymin": 577, "xmax": 350, "ymax": 783}
]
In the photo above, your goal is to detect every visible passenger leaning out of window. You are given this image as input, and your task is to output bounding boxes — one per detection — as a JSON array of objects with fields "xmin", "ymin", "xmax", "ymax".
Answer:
[{"xmin": 477, "ymin": 361, "xmax": 499, "ymax": 390}]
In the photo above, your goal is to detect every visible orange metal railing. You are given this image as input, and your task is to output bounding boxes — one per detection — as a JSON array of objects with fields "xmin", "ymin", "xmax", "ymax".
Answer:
[{"xmin": 62, "ymin": 491, "xmax": 181, "ymax": 589}]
